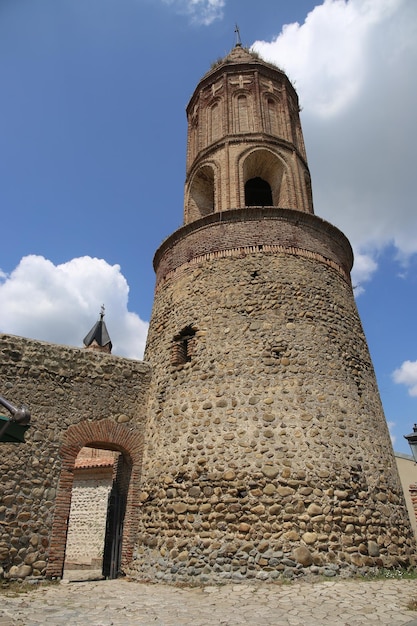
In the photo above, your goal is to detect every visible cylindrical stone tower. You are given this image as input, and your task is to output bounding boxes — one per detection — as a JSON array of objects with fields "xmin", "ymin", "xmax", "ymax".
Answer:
[{"xmin": 132, "ymin": 45, "xmax": 415, "ymax": 582}]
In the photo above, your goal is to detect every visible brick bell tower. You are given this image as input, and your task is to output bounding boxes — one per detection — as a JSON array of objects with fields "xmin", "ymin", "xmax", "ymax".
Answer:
[{"xmin": 132, "ymin": 44, "xmax": 415, "ymax": 582}]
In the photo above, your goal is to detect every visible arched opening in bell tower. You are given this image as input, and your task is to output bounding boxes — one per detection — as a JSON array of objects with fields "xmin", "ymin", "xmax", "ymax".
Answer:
[
  {"xmin": 245, "ymin": 177, "xmax": 273, "ymax": 206},
  {"xmin": 241, "ymin": 148, "xmax": 284, "ymax": 207},
  {"xmin": 187, "ymin": 165, "xmax": 215, "ymax": 221}
]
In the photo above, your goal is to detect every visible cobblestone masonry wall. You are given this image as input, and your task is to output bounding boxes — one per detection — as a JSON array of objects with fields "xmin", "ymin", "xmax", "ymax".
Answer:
[
  {"xmin": 0, "ymin": 334, "xmax": 151, "ymax": 580},
  {"xmin": 132, "ymin": 247, "xmax": 415, "ymax": 583},
  {"xmin": 64, "ymin": 467, "xmax": 113, "ymax": 568}
]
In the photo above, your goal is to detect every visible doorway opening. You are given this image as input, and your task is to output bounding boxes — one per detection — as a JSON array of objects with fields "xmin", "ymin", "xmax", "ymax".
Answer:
[{"xmin": 63, "ymin": 446, "xmax": 131, "ymax": 581}]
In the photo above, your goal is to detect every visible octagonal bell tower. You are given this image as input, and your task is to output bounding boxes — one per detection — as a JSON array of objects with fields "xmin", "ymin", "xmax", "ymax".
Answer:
[
  {"xmin": 184, "ymin": 44, "xmax": 312, "ymax": 221},
  {"xmin": 131, "ymin": 45, "xmax": 415, "ymax": 582}
]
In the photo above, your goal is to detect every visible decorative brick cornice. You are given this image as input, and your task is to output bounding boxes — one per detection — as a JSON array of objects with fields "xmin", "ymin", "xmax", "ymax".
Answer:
[
  {"xmin": 156, "ymin": 243, "xmax": 351, "ymax": 292},
  {"xmin": 153, "ymin": 207, "xmax": 353, "ymax": 287}
]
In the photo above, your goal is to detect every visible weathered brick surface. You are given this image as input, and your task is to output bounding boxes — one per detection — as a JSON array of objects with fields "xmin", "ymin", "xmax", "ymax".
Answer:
[
  {"xmin": 0, "ymin": 335, "xmax": 151, "ymax": 580},
  {"xmin": 154, "ymin": 207, "xmax": 353, "ymax": 286}
]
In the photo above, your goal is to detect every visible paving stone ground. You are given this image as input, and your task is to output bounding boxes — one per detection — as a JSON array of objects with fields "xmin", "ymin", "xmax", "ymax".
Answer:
[{"xmin": 1, "ymin": 578, "xmax": 417, "ymax": 626}]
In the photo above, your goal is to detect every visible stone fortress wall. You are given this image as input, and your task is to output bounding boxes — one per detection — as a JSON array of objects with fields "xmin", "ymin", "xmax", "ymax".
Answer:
[{"xmin": 0, "ymin": 334, "xmax": 151, "ymax": 580}]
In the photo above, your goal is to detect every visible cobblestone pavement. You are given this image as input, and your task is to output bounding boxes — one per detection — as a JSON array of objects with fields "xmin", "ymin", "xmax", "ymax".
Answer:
[{"xmin": 1, "ymin": 578, "xmax": 417, "ymax": 626}]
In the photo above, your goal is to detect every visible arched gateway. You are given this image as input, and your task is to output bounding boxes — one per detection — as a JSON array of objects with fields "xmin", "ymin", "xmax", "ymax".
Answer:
[{"xmin": 46, "ymin": 420, "xmax": 144, "ymax": 579}]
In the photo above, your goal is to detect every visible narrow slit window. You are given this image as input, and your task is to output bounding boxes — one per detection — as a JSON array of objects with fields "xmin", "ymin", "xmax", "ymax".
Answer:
[
  {"xmin": 236, "ymin": 94, "xmax": 249, "ymax": 133},
  {"xmin": 209, "ymin": 102, "xmax": 221, "ymax": 143},
  {"xmin": 266, "ymin": 97, "xmax": 279, "ymax": 136},
  {"xmin": 172, "ymin": 326, "xmax": 197, "ymax": 366}
]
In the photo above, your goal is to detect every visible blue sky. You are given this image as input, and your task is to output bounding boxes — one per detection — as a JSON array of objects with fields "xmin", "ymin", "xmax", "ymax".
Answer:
[{"xmin": 0, "ymin": 0, "xmax": 416, "ymax": 453}]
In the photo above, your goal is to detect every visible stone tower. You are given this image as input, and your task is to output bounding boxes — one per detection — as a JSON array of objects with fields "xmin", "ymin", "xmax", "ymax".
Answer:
[{"xmin": 132, "ymin": 45, "xmax": 414, "ymax": 581}]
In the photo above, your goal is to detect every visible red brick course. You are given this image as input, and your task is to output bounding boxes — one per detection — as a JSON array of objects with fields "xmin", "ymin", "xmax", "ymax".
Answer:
[{"xmin": 154, "ymin": 207, "xmax": 353, "ymax": 287}]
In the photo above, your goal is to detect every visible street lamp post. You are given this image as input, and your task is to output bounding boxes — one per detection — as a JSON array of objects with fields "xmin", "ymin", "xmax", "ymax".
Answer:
[{"xmin": 404, "ymin": 424, "xmax": 417, "ymax": 463}]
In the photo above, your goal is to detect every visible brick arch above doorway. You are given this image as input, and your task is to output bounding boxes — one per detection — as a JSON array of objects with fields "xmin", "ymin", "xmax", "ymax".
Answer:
[{"xmin": 46, "ymin": 419, "xmax": 144, "ymax": 578}]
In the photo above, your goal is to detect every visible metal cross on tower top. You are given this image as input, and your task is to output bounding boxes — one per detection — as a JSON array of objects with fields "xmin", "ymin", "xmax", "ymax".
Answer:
[{"xmin": 234, "ymin": 24, "xmax": 242, "ymax": 47}]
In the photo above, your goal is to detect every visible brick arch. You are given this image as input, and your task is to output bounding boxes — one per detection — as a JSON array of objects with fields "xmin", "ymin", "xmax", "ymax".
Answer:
[
  {"xmin": 46, "ymin": 419, "xmax": 144, "ymax": 578},
  {"xmin": 239, "ymin": 147, "xmax": 285, "ymax": 208},
  {"xmin": 186, "ymin": 162, "xmax": 217, "ymax": 222}
]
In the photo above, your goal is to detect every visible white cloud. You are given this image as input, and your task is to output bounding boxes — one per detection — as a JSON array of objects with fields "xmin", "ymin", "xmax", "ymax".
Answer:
[
  {"xmin": 162, "ymin": 0, "xmax": 224, "ymax": 25},
  {"xmin": 350, "ymin": 250, "xmax": 377, "ymax": 295},
  {"xmin": 252, "ymin": 0, "xmax": 417, "ymax": 277},
  {"xmin": 255, "ymin": 0, "xmax": 402, "ymax": 117},
  {"xmin": 0, "ymin": 256, "xmax": 148, "ymax": 360},
  {"xmin": 393, "ymin": 360, "xmax": 417, "ymax": 396}
]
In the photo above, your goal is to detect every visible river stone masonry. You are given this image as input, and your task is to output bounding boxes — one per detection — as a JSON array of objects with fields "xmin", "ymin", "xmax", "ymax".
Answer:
[
  {"xmin": 132, "ymin": 252, "xmax": 414, "ymax": 582},
  {"xmin": 0, "ymin": 334, "xmax": 150, "ymax": 580}
]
